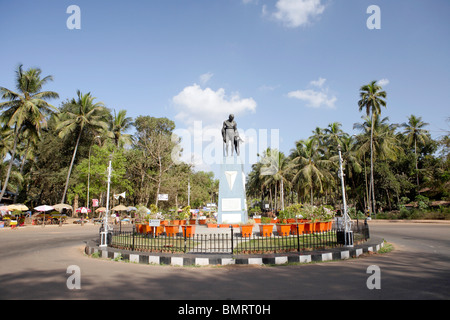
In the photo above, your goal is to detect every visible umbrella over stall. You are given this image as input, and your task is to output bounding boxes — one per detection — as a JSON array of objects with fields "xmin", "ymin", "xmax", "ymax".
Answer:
[
  {"xmin": 34, "ymin": 205, "xmax": 55, "ymax": 226},
  {"xmin": 8, "ymin": 204, "xmax": 29, "ymax": 211},
  {"xmin": 34, "ymin": 205, "xmax": 55, "ymax": 212},
  {"xmin": 75, "ymin": 207, "xmax": 91, "ymax": 213},
  {"xmin": 52, "ymin": 203, "xmax": 73, "ymax": 212}
]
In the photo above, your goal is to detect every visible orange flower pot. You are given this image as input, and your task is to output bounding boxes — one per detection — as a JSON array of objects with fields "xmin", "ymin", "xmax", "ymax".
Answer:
[
  {"xmin": 253, "ymin": 218, "xmax": 261, "ymax": 224},
  {"xmin": 143, "ymin": 225, "xmax": 153, "ymax": 234},
  {"xmin": 207, "ymin": 223, "xmax": 218, "ymax": 228},
  {"xmin": 304, "ymin": 222, "xmax": 315, "ymax": 234},
  {"xmin": 189, "ymin": 219, "xmax": 197, "ymax": 225},
  {"xmin": 160, "ymin": 220, "xmax": 168, "ymax": 226},
  {"xmin": 165, "ymin": 225, "xmax": 179, "ymax": 237},
  {"xmin": 240, "ymin": 225, "xmax": 254, "ymax": 238},
  {"xmin": 149, "ymin": 225, "xmax": 164, "ymax": 236},
  {"xmin": 276, "ymin": 224, "xmax": 291, "ymax": 236},
  {"xmin": 259, "ymin": 224, "xmax": 273, "ymax": 237},
  {"xmin": 181, "ymin": 225, "xmax": 196, "ymax": 238},
  {"xmin": 326, "ymin": 221, "xmax": 333, "ymax": 231},
  {"xmin": 290, "ymin": 223, "xmax": 305, "ymax": 235},
  {"xmin": 172, "ymin": 220, "xmax": 181, "ymax": 225}
]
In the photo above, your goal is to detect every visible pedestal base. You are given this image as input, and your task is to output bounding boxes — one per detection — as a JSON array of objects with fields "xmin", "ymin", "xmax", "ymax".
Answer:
[{"xmin": 217, "ymin": 156, "xmax": 247, "ymax": 224}]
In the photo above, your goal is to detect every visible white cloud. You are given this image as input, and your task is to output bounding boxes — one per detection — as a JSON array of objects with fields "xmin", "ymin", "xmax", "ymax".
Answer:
[
  {"xmin": 199, "ymin": 72, "xmax": 214, "ymax": 85},
  {"xmin": 310, "ymin": 77, "xmax": 326, "ymax": 87},
  {"xmin": 272, "ymin": 0, "xmax": 326, "ymax": 28},
  {"xmin": 377, "ymin": 78, "xmax": 390, "ymax": 87},
  {"xmin": 288, "ymin": 78, "xmax": 337, "ymax": 108},
  {"xmin": 173, "ymin": 84, "xmax": 257, "ymax": 130}
]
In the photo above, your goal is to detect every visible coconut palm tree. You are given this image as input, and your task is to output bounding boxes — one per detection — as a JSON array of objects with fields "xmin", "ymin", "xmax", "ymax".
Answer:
[
  {"xmin": 401, "ymin": 115, "xmax": 430, "ymax": 189},
  {"xmin": 56, "ymin": 90, "xmax": 109, "ymax": 204},
  {"xmin": 354, "ymin": 116, "xmax": 403, "ymax": 210},
  {"xmin": 288, "ymin": 138, "xmax": 333, "ymax": 205},
  {"xmin": 358, "ymin": 80, "xmax": 387, "ymax": 214},
  {"xmin": 0, "ymin": 65, "xmax": 59, "ymax": 202},
  {"xmin": 110, "ymin": 109, "xmax": 134, "ymax": 148}
]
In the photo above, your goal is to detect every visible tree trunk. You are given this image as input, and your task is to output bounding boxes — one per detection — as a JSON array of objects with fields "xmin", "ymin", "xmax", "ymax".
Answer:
[
  {"xmin": 0, "ymin": 126, "xmax": 19, "ymax": 203},
  {"xmin": 370, "ymin": 112, "xmax": 376, "ymax": 215},
  {"xmin": 61, "ymin": 129, "xmax": 82, "ymax": 204},
  {"xmin": 415, "ymin": 139, "xmax": 420, "ymax": 191}
]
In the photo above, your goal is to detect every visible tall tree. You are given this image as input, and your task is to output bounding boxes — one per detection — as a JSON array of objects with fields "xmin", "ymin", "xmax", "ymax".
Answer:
[
  {"xmin": 56, "ymin": 90, "xmax": 108, "ymax": 204},
  {"xmin": 110, "ymin": 109, "xmax": 134, "ymax": 148},
  {"xmin": 358, "ymin": 80, "xmax": 387, "ymax": 214},
  {"xmin": 401, "ymin": 115, "xmax": 430, "ymax": 189},
  {"xmin": 133, "ymin": 116, "xmax": 177, "ymax": 207},
  {"xmin": 0, "ymin": 65, "xmax": 59, "ymax": 202},
  {"xmin": 288, "ymin": 139, "xmax": 332, "ymax": 205}
]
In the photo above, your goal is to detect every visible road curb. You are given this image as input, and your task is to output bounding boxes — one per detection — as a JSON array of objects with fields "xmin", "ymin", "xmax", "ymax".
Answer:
[{"xmin": 84, "ymin": 237, "xmax": 386, "ymax": 267}]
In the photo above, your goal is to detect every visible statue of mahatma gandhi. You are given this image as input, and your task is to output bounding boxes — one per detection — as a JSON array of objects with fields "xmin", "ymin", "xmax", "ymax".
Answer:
[{"xmin": 222, "ymin": 114, "xmax": 243, "ymax": 157}]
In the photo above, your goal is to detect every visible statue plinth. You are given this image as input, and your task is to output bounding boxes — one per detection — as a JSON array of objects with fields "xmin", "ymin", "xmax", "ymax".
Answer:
[{"xmin": 217, "ymin": 155, "xmax": 247, "ymax": 224}]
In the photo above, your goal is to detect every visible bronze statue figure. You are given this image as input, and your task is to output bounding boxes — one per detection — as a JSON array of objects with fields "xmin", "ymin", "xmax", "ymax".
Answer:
[{"xmin": 222, "ymin": 114, "xmax": 242, "ymax": 157}]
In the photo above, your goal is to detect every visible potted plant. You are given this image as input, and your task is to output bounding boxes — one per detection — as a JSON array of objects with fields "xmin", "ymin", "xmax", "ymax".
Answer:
[
  {"xmin": 259, "ymin": 217, "xmax": 273, "ymax": 237},
  {"xmin": 239, "ymin": 219, "xmax": 255, "ymax": 238},
  {"xmin": 275, "ymin": 210, "xmax": 290, "ymax": 236},
  {"xmin": 179, "ymin": 206, "xmax": 195, "ymax": 237},
  {"xmin": 206, "ymin": 218, "xmax": 218, "ymax": 228}
]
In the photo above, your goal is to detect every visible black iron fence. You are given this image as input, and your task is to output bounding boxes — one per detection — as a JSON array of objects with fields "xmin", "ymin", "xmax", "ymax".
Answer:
[{"xmin": 103, "ymin": 220, "xmax": 370, "ymax": 255}]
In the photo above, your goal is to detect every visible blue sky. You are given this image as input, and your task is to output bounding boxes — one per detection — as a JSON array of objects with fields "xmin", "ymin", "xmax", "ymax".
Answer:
[{"xmin": 1, "ymin": 0, "xmax": 449, "ymax": 176}]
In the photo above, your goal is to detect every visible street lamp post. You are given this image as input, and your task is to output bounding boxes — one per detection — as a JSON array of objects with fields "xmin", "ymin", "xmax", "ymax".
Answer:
[
  {"xmin": 100, "ymin": 155, "xmax": 112, "ymax": 247},
  {"xmin": 337, "ymin": 145, "xmax": 353, "ymax": 247}
]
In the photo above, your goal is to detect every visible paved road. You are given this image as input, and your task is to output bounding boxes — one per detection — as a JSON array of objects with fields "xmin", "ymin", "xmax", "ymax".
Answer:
[{"xmin": 0, "ymin": 221, "xmax": 449, "ymax": 300}]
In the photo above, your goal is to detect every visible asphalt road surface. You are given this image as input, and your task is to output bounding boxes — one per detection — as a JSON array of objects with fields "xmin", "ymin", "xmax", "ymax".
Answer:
[{"xmin": 0, "ymin": 221, "xmax": 449, "ymax": 300}]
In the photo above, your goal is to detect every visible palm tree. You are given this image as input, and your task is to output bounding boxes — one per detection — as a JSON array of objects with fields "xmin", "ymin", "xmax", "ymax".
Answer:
[
  {"xmin": 288, "ymin": 138, "xmax": 332, "ymax": 205},
  {"xmin": 260, "ymin": 148, "xmax": 289, "ymax": 211},
  {"xmin": 56, "ymin": 90, "xmax": 109, "ymax": 204},
  {"xmin": 354, "ymin": 116, "xmax": 403, "ymax": 210},
  {"xmin": 110, "ymin": 109, "xmax": 134, "ymax": 148},
  {"xmin": 401, "ymin": 115, "xmax": 430, "ymax": 189},
  {"xmin": 0, "ymin": 65, "xmax": 59, "ymax": 202},
  {"xmin": 358, "ymin": 80, "xmax": 387, "ymax": 214}
]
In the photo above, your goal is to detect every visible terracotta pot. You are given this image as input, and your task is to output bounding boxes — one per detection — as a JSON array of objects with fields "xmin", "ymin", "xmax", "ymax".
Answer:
[
  {"xmin": 253, "ymin": 218, "xmax": 261, "ymax": 224},
  {"xmin": 276, "ymin": 224, "xmax": 291, "ymax": 236},
  {"xmin": 270, "ymin": 219, "xmax": 278, "ymax": 224},
  {"xmin": 136, "ymin": 224, "xmax": 143, "ymax": 234},
  {"xmin": 172, "ymin": 220, "xmax": 181, "ymax": 225},
  {"xmin": 259, "ymin": 224, "xmax": 273, "ymax": 237},
  {"xmin": 189, "ymin": 219, "xmax": 197, "ymax": 225},
  {"xmin": 207, "ymin": 223, "xmax": 218, "ymax": 228},
  {"xmin": 160, "ymin": 220, "xmax": 168, "ymax": 226},
  {"xmin": 290, "ymin": 223, "xmax": 305, "ymax": 235},
  {"xmin": 149, "ymin": 225, "xmax": 164, "ymax": 236},
  {"xmin": 180, "ymin": 220, "xmax": 186, "ymax": 225},
  {"xmin": 240, "ymin": 225, "xmax": 253, "ymax": 237},
  {"xmin": 219, "ymin": 224, "xmax": 231, "ymax": 228},
  {"xmin": 287, "ymin": 218, "xmax": 296, "ymax": 224},
  {"xmin": 143, "ymin": 225, "xmax": 153, "ymax": 234},
  {"xmin": 199, "ymin": 219, "xmax": 207, "ymax": 225},
  {"xmin": 326, "ymin": 220, "xmax": 333, "ymax": 231},
  {"xmin": 181, "ymin": 225, "xmax": 196, "ymax": 238},
  {"xmin": 304, "ymin": 222, "xmax": 315, "ymax": 234},
  {"xmin": 165, "ymin": 225, "xmax": 179, "ymax": 237}
]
